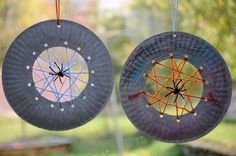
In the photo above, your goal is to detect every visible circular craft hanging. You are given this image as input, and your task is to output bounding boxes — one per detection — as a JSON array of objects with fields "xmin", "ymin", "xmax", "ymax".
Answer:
[
  {"xmin": 119, "ymin": 32, "xmax": 231, "ymax": 142},
  {"xmin": 2, "ymin": 20, "xmax": 114, "ymax": 130}
]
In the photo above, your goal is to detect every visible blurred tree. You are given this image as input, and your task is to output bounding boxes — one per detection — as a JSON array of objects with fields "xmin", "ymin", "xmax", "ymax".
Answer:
[
  {"xmin": 129, "ymin": 0, "xmax": 236, "ymax": 80},
  {"xmin": 128, "ymin": 0, "xmax": 169, "ymax": 41},
  {"xmin": 88, "ymin": 1, "xmax": 133, "ymax": 91},
  {"xmin": 0, "ymin": 0, "xmax": 56, "ymax": 66},
  {"xmin": 0, "ymin": 0, "xmax": 71, "ymax": 66},
  {"xmin": 1, "ymin": 0, "xmax": 235, "ymax": 80},
  {"xmin": 179, "ymin": 0, "xmax": 236, "ymax": 80}
]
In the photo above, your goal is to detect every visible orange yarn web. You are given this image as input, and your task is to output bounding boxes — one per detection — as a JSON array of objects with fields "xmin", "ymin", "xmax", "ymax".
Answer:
[{"xmin": 128, "ymin": 54, "xmax": 218, "ymax": 122}]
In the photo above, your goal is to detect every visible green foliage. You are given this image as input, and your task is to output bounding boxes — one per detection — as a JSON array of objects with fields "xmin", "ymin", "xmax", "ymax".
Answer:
[
  {"xmin": 178, "ymin": 0, "xmax": 236, "ymax": 79},
  {"xmin": 0, "ymin": 0, "xmax": 55, "ymax": 66},
  {"xmin": 1, "ymin": 0, "xmax": 235, "ymax": 79},
  {"xmin": 129, "ymin": 0, "xmax": 236, "ymax": 79},
  {"xmin": 1, "ymin": 115, "xmax": 236, "ymax": 156}
]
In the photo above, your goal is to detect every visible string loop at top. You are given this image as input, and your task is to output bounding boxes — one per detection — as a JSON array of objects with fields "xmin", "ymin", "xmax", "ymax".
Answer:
[
  {"xmin": 171, "ymin": 0, "xmax": 179, "ymax": 32},
  {"xmin": 55, "ymin": 0, "xmax": 60, "ymax": 26}
]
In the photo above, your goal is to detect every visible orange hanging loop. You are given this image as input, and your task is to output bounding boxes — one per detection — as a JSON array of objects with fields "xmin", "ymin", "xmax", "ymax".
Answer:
[{"xmin": 55, "ymin": 0, "xmax": 60, "ymax": 26}]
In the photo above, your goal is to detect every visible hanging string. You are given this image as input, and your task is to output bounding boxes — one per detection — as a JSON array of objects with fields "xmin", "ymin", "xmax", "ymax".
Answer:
[
  {"xmin": 171, "ymin": 0, "xmax": 179, "ymax": 32},
  {"xmin": 55, "ymin": 0, "xmax": 61, "ymax": 26}
]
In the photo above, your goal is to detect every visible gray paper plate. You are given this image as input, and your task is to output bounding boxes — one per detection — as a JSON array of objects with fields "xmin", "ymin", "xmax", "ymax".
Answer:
[
  {"xmin": 2, "ymin": 20, "xmax": 114, "ymax": 130},
  {"xmin": 120, "ymin": 32, "xmax": 231, "ymax": 143}
]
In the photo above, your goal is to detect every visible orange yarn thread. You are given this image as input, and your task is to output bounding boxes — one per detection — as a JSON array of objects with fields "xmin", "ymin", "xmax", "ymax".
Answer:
[
  {"xmin": 55, "ymin": 0, "xmax": 60, "ymax": 26},
  {"xmin": 128, "ymin": 55, "xmax": 218, "ymax": 120}
]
